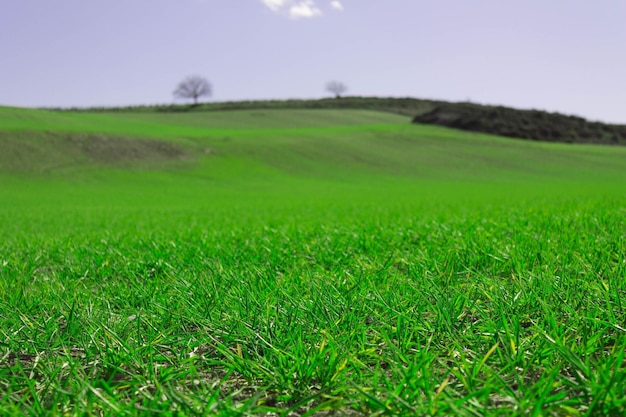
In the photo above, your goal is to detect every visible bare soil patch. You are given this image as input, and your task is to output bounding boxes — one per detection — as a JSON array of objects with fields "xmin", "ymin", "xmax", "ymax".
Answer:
[
  {"xmin": 66, "ymin": 134, "xmax": 188, "ymax": 164},
  {"xmin": 0, "ymin": 131, "xmax": 193, "ymax": 173}
]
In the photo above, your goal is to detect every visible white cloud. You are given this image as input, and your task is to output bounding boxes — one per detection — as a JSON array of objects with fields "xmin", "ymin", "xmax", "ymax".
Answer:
[
  {"xmin": 261, "ymin": 0, "xmax": 289, "ymax": 12},
  {"xmin": 330, "ymin": 1, "xmax": 343, "ymax": 11},
  {"xmin": 261, "ymin": 0, "xmax": 329, "ymax": 19},
  {"xmin": 289, "ymin": 1, "xmax": 322, "ymax": 18}
]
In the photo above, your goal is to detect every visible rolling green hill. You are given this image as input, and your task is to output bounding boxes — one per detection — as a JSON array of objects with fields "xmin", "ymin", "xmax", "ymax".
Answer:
[
  {"xmin": 46, "ymin": 96, "xmax": 626, "ymax": 146},
  {"xmin": 2, "ymin": 105, "xmax": 624, "ymax": 220},
  {"xmin": 2, "ymin": 106, "xmax": 626, "ymax": 184},
  {"xmin": 2, "ymin": 105, "xmax": 625, "ymax": 213}
]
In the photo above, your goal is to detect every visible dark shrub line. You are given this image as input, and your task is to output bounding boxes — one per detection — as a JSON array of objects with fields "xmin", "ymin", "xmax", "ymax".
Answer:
[{"xmin": 413, "ymin": 102, "xmax": 626, "ymax": 145}]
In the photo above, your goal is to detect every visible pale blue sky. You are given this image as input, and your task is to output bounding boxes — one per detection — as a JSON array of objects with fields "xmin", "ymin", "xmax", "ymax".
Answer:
[{"xmin": 1, "ymin": 0, "xmax": 625, "ymax": 122}]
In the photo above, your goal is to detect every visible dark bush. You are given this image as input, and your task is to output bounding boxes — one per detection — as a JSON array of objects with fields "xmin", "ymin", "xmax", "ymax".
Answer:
[{"xmin": 413, "ymin": 103, "xmax": 626, "ymax": 145}]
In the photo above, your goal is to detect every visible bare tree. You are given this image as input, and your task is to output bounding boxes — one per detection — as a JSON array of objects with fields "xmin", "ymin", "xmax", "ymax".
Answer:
[
  {"xmin": 326, "ymin": 81, "xmax": 348, "ymax": 98},
  {"xmin": 173, "ymin": 75, "xmax": 212, "ymax": 104}
]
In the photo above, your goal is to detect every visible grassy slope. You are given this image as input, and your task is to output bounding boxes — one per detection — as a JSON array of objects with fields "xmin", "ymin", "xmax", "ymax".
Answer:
[
  {"xmin": 2, "ymin": 105, "xmax": 625, "ymax": 244},
  {"xmin": 1, "ymin": 106, "xmax": 625, "ymax": 224},
  {"xmin": 1, "ymin": 107, "xmax": 625, "ymax": 415},
  {"xmin": 2, "ymin": 106, "xmax": 626, "ymax": 184}
]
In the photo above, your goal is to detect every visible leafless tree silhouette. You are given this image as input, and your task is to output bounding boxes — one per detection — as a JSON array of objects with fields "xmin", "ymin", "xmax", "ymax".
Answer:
[
  {"xmin": 173, "ymin": 75, "xmax": 211, "ymax": 104},
  {"xmin": 326, "ymin": 81, "xmax": 348, "ymax": 98}
]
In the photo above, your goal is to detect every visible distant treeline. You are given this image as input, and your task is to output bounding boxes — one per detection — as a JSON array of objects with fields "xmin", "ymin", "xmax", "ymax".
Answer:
[
  {"xmin": 50, "ymin": 97, "xmax": 626, "ymax": 145},
  {"xmin": 48, "ymin": 97, "xmax": 438, "ymax": 117},
  {"xmin": 414, "ymin": 102, "xmax": 626, "ymax": 145}
]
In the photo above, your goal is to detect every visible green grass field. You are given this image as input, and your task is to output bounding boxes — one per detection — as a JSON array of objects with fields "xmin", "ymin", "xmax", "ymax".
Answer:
[{"xmin": 1, "ymin": 106, "xmax": 625, "ymax": 415}]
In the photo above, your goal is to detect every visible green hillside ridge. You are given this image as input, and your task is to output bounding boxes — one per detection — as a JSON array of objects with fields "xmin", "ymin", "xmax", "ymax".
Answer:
[
  {"xmin": 1, "ymin": 106, "xmax": 626, "ymax": 185},
  {"xmin": 43, "ymin": 96, "xmax": 438, "ymax": 118},
  {"xmin": 40, "ymin": 96, "xmax": 626, "ymax": 146}
]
